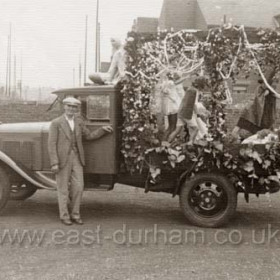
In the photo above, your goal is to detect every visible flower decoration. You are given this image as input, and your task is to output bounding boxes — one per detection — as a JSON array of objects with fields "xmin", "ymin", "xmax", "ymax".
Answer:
[{"xmin": 119, "ymin": 27, "xmax": 280, "ymax": 195}]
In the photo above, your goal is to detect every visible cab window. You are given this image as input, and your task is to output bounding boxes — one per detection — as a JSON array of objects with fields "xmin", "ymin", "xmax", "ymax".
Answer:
[{"xmin": 87, "ymin": 94, "xmax": 110, "ymax": 120}]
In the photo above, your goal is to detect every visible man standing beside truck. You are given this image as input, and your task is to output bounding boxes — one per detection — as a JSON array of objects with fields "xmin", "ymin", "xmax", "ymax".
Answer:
[{"xmin": 48, "ymin": 97, "xmax": 113, "ymax": 225}]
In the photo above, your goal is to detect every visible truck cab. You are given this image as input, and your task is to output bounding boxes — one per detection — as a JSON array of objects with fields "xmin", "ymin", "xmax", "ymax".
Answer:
[
  {"xmin": 0, "ymin": 85, "xmax": 122, "ymax": 187},
  {"xmin": 49, "ymin": 85, "xmax": 123, "ymax": 189}
]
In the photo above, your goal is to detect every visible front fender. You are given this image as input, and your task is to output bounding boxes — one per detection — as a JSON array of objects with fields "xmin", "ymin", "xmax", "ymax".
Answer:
[{"xmin": 0, "ymin": 150, "xmax": 56, "ymax": 190}]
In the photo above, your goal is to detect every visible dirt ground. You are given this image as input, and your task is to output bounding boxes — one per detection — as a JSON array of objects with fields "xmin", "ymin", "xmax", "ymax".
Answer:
[{"xmin": 0, "ymin": 184, "xmax": 280, "ymax": 280}]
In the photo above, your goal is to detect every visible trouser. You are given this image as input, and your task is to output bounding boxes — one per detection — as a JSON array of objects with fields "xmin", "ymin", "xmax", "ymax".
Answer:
[{"xmin": 56, "ymin": 150, "xmax": 84, "ymax": 220}]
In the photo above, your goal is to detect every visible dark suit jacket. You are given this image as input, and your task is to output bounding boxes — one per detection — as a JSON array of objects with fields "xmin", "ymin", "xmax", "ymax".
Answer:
[
  {"xmin": 237, "ymin": 84, "xmax": 276, "ymax": 134},
  {"xmin": 237, "ymin": 65, "xmax": 277, "ymax": 134},
  {"xmin": 48, "ymin": 115, "xmax": 106, "ymax": 168},
  {"xmin": 178, "ymin": 87, "xmax": 197, "ymax": 120}
]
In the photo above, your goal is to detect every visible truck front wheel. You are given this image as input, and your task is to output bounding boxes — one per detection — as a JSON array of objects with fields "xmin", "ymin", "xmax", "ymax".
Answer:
[
  {"xmin": 0, "ymin": 166, "xmax": 10, "ymax": 212},
  {"xmin": 179, "ymin": 173, "xmax": 237, "ymax": 228}
]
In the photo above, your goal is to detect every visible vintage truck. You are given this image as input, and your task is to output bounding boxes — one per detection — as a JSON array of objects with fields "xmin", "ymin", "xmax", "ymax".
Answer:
[{"xmin": 0, "ymin": 85, "xmax": 278, "ymax": 228}]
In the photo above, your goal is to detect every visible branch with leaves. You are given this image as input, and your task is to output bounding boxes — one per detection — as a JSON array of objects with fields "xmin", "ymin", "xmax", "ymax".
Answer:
[{"xmin": 120, "ymin": 27, "xmax": 280, "ymax": 194}]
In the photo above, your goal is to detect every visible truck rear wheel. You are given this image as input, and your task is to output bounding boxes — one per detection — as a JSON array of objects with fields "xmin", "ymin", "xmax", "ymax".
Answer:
[
  {"xmin": 179, "ymin": 173, "xmax": 237, "ymax": 228},
  {"xmin": 10, "ymin": 182, "xmax": 37, "ymax": 200},
  {"xmin": 0, "ymin": 167, "xmax": 10, "ymax": 212}
]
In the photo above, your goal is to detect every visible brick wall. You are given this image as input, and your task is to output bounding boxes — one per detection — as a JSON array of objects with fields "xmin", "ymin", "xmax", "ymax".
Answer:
[
  {"xmin": 134, "ymin": 17, "xmax": 159, "ymax": 33},
  {"xmin": 225, "ymin": 101, "xmax": 280, "ymax": 132},
  {"xmin": 0, "ymin": 103, "xmax": 62, "ymax": 124},
  {"xmin": 223, "ymin": 75, "xmax": 280, "ymax": 131}
]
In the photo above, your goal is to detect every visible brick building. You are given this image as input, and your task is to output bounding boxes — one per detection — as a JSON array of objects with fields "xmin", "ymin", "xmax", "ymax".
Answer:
[
  {"xmin": 159, "ymin": 0, "xmax": 280, "ymax": 31},
  {"xmin": 133, "ymin": 0, "xmax": 280, "ymax": 32},
  {"xmin": 132, "ymin": 17, "xmax": 159, "ymax": 33}
]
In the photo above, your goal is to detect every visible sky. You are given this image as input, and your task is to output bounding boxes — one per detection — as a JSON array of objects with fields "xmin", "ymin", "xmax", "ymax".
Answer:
[{"xmin": 0, "ymin": 0, "xmax": 163, "ymax": 88}]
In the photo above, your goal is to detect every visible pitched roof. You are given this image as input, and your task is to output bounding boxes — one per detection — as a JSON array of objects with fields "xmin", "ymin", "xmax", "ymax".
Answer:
[
  {"xmin": 197, "ymin": 0, "xmax": 280, "ymax": 29},
  {"xmin": 159, "ymin": 0, "xmax": 197, "ymax": 31}
]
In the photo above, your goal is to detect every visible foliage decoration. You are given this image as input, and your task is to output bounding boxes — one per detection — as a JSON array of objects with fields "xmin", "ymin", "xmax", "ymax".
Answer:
[
  {"xmin": 120, "ymin": 33, "xmax": 159, "ymax": 173},
  {"xmin": 120, "ymin": 26, "xmax": 280, "ymax": 194}
]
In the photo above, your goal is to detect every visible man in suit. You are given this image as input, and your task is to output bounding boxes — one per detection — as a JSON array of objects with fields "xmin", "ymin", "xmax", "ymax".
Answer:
[{"xmin": 48, "ymin": 97, "xmax": 113, "ymax": 225}]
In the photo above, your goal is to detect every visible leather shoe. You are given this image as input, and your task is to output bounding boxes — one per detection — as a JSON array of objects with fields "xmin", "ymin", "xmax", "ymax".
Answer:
[
  {"xmin": 61, "ymin": 218, "xmax": 72, "ymax": 226},
  {"xmin": 72, "ymin": 218, "xmax": 84, "ymax": 225}
]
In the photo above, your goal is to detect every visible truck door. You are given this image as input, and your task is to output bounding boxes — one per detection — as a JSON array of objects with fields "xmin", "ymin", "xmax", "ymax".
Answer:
[{"xmin": 82, "ymin": 87, "xmax": 121, "ymax": 174}]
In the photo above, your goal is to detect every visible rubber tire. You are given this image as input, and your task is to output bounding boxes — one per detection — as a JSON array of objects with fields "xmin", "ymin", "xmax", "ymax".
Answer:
[
  {"xmin": 0, "ymin": 167, "xmax": 11, "ymax": 212},
  {"xmin": 179, "ymin": 173, "xmax": 237, "ymax": 228},
  {"xmin": 10, "ymin": 182, "xmax": 37, "ymax": 200}
]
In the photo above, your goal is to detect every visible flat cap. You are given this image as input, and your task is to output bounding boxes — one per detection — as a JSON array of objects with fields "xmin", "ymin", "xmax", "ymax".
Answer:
[{"xmin": 62, "ymin": 97, "xmax": 81, "ymax": 106}]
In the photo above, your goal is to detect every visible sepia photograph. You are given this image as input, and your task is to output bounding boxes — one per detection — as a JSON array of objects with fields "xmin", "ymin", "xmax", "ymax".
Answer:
[{"xmin": 0, "ymin": 0, "xmax": 280, "ymax": 279}]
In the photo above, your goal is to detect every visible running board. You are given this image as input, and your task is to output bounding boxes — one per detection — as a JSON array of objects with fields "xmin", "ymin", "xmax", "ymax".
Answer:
[
  {"xmin": 84, "ymin": 184, "xmax": 112, "ymax": 191},
  {"xmin": 34, "ymin": 172, "xmax": 113, "ymax": 191}
]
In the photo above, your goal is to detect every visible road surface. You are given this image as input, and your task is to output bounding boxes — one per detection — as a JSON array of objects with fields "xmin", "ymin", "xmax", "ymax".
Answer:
[{"xmin": 0, "ymin": 184, "xmax": 280, "ymax": 280}]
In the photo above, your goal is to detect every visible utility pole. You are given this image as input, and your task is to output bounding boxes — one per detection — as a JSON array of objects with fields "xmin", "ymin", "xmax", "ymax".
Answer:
[
  {"xmin": 79, "ymin": 53, "xmax": 82, "ymax": 87},
  {"xmin": 8, "ymin": 24, "xmax": 12, "ymax": 97},
  {"xmin": 84, "ymin": 15, "xmax": 88, "ymax": 85},
  {"xmin": 5, "ymin": 34, "xmax": 10, "ymax": 97},
  {"xmin": 98, "ymin": 22, "xmax": 101, "ymax": 71},
  {"xmin": 13, "ymin": 26, "xmax": 17, "ymax": 100},
  {"xmin": 73, "ymin": 68, "xmax": 76, "ymax": 87},
  {"xmin": 5, "ymin": 24, "xmax": 12, "ymax": 97},
  {"xmin": 95, "ymin": 0, "xmax": 100, "ymax": 72},
  {"xmin": 14, "ymin": 54, "xmax": 17, "ymax": 99},
  {"xmin": 20, "ymin": 55, "xmax": 23, "ymax": 99},
  {"xmin": 38, "ymin": 86, "xmax": 41, "ymax": 103}
]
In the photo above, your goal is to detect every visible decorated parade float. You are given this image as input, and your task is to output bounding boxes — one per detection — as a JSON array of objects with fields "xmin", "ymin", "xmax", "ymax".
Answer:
[
  {"xmin": 0, "ymin": 24, "xmax": 279, "ymax": 228},
  {"xmin": 118, "ymin": 24, "xmax": 280, "ymax": 225}
]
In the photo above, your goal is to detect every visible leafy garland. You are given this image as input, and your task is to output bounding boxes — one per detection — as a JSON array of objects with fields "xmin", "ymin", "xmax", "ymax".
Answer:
[
  {"xmin": 120, "ymin": 34, "xmax": 159, "ymax": 173},
  {"xmin": 120, "ymin": 26, "xmax": 280, "ymax": 193}
]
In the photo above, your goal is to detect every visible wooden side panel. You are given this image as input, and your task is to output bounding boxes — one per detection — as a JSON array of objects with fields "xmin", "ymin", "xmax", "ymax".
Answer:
[{"xmin": 83, "ymin": 90, "xmax": 119, "ymax": 174}]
